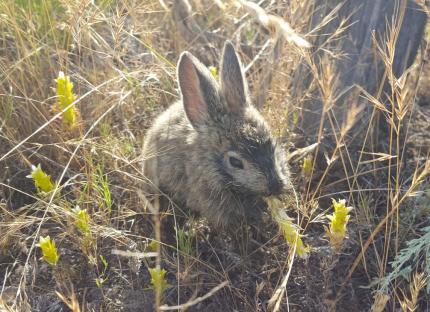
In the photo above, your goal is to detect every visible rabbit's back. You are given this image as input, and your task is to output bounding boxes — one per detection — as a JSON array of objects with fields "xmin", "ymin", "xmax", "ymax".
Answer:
[{"xmin": 142, "ymin": 101, "xmax": 191, "ymax": 203}]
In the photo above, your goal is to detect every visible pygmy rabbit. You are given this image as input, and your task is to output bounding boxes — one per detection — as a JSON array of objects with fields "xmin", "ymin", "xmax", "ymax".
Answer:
[{"xmin": 143, "ymin": 41, "xmax": 292, "ymax": 230}]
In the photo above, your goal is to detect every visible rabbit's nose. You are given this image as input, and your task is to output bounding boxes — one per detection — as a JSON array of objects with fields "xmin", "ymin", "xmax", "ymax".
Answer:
[{"xmin": 268, "ymin": 177, "xmax": 284, "ymax": 196}]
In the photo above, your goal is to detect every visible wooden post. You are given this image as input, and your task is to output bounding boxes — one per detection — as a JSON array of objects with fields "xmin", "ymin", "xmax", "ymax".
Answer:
[{"xmin": 293, "ymin": 0, "xmax": 427, "ymax": 142}]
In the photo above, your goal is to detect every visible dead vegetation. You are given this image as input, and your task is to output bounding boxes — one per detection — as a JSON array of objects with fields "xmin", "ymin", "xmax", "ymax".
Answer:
[{"xmin": 0, "ymin": 0, "xmax": 429, "ymax": 311}]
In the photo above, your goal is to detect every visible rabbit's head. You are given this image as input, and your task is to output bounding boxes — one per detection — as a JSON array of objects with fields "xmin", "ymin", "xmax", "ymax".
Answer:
[{"xmin": 177, "ymin": 41, "xmax": 291, "ymax": 197}]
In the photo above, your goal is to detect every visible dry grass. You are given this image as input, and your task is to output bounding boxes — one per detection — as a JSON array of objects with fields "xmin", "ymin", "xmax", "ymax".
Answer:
[{"xmin": 0, "ymin": 0, "xmax": 429, "ymax": 311}]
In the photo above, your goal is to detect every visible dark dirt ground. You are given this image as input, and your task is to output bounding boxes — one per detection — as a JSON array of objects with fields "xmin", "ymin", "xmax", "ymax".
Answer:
[{"xmin": 2, "ymin": 89, "xmax": 430, "ymax": 312}]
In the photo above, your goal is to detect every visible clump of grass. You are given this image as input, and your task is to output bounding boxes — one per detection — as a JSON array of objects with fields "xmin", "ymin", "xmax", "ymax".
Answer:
[{"xmin": 177, "ymin": 227, "xmax": 194, "ymax": 256}]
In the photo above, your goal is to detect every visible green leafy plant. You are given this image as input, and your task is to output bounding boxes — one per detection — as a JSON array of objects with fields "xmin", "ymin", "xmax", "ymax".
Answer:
[
  {"xmin": 29, "ymin": 164, "xmax": 55, "ymax": 193},
  {"xmin": 149, "ymin": 267, "xmax": 169, "ymax": 296},
  {"xmin": 38, "ymin": 236, "xmax": 60, "ymax": 266},
  {"xmin": 146, "ymin": 240, "xmax": 159, "ymax": 252},
  {"xmin": 379, "ymin": 223, "xmax": 430, "ymax": 294}
]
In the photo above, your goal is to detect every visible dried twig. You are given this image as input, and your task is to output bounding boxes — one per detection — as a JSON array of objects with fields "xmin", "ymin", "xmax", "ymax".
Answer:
[
  {"xmin": 159, "ymin": 281, "xmax": 229, "ymax": 311},
  {"xmin": 286, "ymin": 142, "xmax": 319, "ymax": 162},
  {"xmin": 235, "ymin": 0, "xmax": 311, "ymax": 48},
  {"xmin": 234, "ymin": 0, "xmax": 310, "ymax": 109},
  {"xmin": 111, "ymin": 249, "xmax": 158, "ymax": 258}
]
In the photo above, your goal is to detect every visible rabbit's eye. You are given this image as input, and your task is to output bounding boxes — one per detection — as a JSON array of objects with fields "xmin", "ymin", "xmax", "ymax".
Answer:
[{"xmin": 229, "ymin": 156, "xmax": 244, "ymax": 169}]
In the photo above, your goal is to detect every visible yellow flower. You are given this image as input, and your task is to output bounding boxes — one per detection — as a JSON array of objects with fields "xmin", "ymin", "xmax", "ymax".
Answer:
[
  {"xmin": 56, "ymin": 71, "xmax": 77, "ymax": 128},
  {"xmin": 29, "ymin": 164, "xmax": 55, "ymax": 192},
  {"xmin": 325, "ymin": 198, "xmax": 352, "ymax": 249},
  {"xmin": 72, "ymin": 206, "xmax": 90, "ymax": 234},
  {"xmin": 208, "ymin": 66, "xmax": 218, "ymax": 79},
  {"xmin": 277, "ymin": 211, "xmax": 310, "ymax": 258},
  {"xmin": 38, "ymin": 236, "xmax": 60, "ymax": 265}
]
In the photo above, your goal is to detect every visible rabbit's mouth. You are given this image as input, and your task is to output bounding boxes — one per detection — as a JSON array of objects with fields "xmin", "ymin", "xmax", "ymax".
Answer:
[
  {"xmin": 266, "ymin": 177, "xmax": 284, "ymax": 196},
  {"xmin": 264, "ymin": 178, "xmax": 294, "ymax": 198}
]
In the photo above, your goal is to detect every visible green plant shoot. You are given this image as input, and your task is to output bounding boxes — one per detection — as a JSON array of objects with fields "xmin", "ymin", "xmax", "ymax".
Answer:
[
  {"xmin": 302, "ymin": 157, "xmax": 313, "ymax": 178},
  {"xmin": 56, "ymin": 71, "xmax": 77, "ymax": 128},
  {"xmin": 29, "ymin": 164, "xmax": 55, "ymax": 192},
  {"xmin": 149, "ymin": 267, "xmax": 169, "ymax": 296},
  {"xmin": 146, "ymin": 240, "xmax": 159, "ymax": 252},
  {"xmin": 38, "ymin": 236, "xmax": 60, "ymax": 265},
  {"xmin": 325, "ymin": 198, "xmax": 352, "ymax": 249},
  {"xmin": 95, "ymin": 255, "xmax": 108, "ymax": 287},
  {"xmin": 72, "ymin": 206, "xmax": 90, "ymax": 234},
  {"xmin": 178, "ymin": 227, "xmax": 193, "ymax": 256},
  {"xmin": 96, "ymin": 166, "xmax": 112, "ymax": 213}
]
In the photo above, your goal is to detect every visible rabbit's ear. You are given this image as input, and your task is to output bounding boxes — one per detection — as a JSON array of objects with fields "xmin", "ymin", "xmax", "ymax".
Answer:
[
  {"xmin": 220, "ymin": 41, "xmax": 249, "ymax": 115},
  {"xmin": 177, "ymin": 52, "xmax": 219, "ymax": 127}
]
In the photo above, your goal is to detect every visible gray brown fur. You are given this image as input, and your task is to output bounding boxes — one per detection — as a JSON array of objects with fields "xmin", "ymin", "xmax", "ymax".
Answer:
[{"xmin": 142, "ymin": 41, "xmax": 292, "ymax": 229}]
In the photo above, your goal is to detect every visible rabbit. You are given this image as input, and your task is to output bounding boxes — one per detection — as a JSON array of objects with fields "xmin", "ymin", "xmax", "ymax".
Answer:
[{"xmin": 142, "ymin": 41, "xmax": 292, "ymax": 231}]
